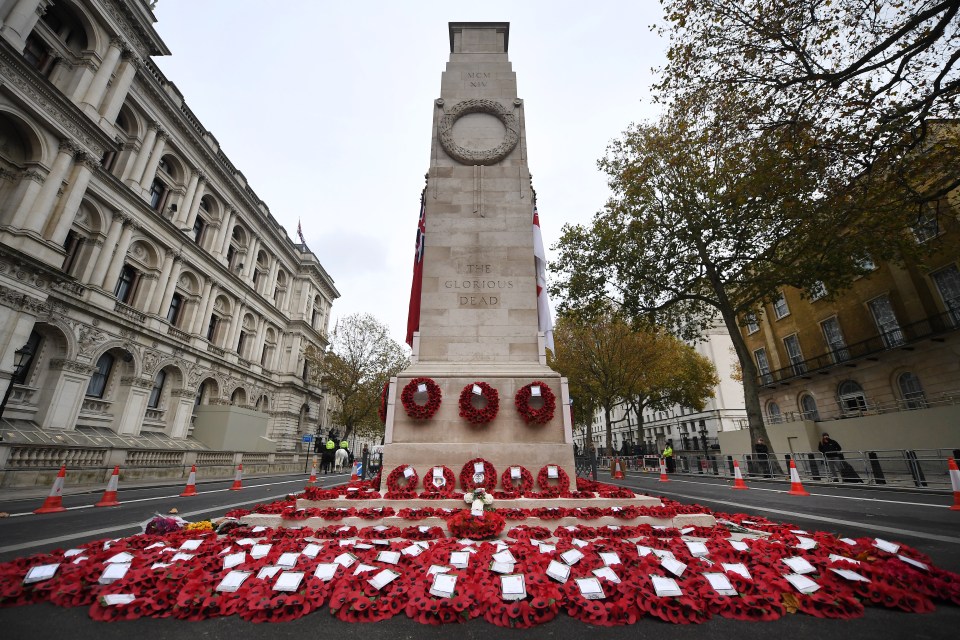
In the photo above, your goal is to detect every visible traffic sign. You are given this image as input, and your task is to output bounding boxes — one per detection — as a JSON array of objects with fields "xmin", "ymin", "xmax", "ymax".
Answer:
[{"xmin": 302, "ymin": 434, "xmax": 314, "ymax": 443}]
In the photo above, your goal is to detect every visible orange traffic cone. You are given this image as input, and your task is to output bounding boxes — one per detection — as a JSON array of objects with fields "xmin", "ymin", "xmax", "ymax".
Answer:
[
  {"xmin": 350, "ymin": 460, "xmax": 361, "ymax": 482},
  {"xmin": 613, "ymin": 457, "xmax": 625, "ymax": 479},
  {"xmin": 94, "ymin": 466, "xmax": 121, "ymax": 507},
  {"xmin": 307, "ymin": 457, "xmax": 318, "ymax": 485},
  {"xmin": 34, "ymin": 465, "xmax": 67, "ymax": 514},
  {"xmin": 787, "ymin": 459, "xmax": 810, "ymax": 496},
  {"xmin": 731, "ymin": 459, "xmax": 749, "ymax": 490},
  {"xmin": 659, "ymin": 457, "xmax": 670, "ymax": 482},
  {"xmin": 180, "ymin": 465, "xmax": 198, "ymax": 497},
  {"xmin": 948, "ymin": 457, "xmax": 960, "ymax": 511},
  {"xmin": 229, "ymin": 464, "xmax": 243, "ymax": 491}
]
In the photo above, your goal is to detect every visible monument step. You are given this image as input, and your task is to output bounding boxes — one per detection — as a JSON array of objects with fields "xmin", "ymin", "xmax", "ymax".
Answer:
[{"xmin": 295, "ymin": 495, "xmax": 663, "ymax": 510}]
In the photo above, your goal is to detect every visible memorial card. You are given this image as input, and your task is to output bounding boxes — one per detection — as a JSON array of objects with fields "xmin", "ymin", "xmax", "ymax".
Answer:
[
  {"xmin": 106, "ymin": 552, "xmax": 134, "ymax": 564},
  {"xmin": 63, "ymin": 548, "xmax": 84, "ymax": 557},
  {"xmin": 98, "ymin": 562, "xmax": 130, "ymax": 585},
  {"xmin": 684, "ymin": 541, "xmax": 709, "ymax": 557},
  {"xmin": 898, "ymin": 555, "xmax": 929, "ymax": 571},
  {"xmin": 402, "ymin": 544, "xmax": 424, "ymax": 557},
  {"xmin": 661, "ymin": 556, "xmax": 687, "ymax": 577},
  {"xmin": 511, "ymin": 467, "xmax": 521, "ymax": 480},
  {"xmin": 795, "ymin": 536, "xmax": 817, "ymax": 550},
  {"xmin": 277, "ymin": 552, "xmax": 300, "ymax": 568},
  {"xmin": 272, "ymin": 571, "xmax": 304, "ymax": 592},
  {"xmin": 828, "ymin": 554, "xmax": 860, "ymax": 565},
  {"xmin": 592, "ymin": 567, "xmax": 621, "ymax": 584},
  {"xmin": 785, "ymin": 573, "xmax": 820, "ymax": 594},
  {"xmin": 223, "ymin": 552, "xmax": 246, "ymax": 570},
  {"xmin": 490, "ymin": 560, "xmax": 514, "ymax": 574},
  {"xmin": 728, "ymin": 540, "xmax": 749, "ymax": 552},
  {"xmin": 571, "ymin": 538, "xmax": 589, "ymax": 548},
  {"xmin": 840, "ymin": 537, "xmax": 858, "ymax": 546},
  {"xmin": 403, "ymin": 467, "xmax": 415, "ymax": 478},
  {"xmin": 257, "ymin": 566, "xmax": 282, "ymax": 580},
  {"xmin": 492, "ymin": 550, "xmax": 517, "ymax": 565},
  {"xmin": 377, "ymin": 551, "xmax": 401, "ymax": 565},
  {"xmin": 636, "ymin": 545, "xmax": 653, "ymax": 557},
  {"xmin": 302, "ymin": 543, "xmax": 322, "ymax": 559},
  {"xmin": 216, "ymin": 570, "xmax": 252, "ymax": 593},
  {"xmin": 101, "ymin": 594, "xmax": 136, "ymax": 606},
  {"xmin": 500, "ymin": 574, "xmax": 526, "ymax": 601},
  {"xmin": 250, "ymin": 544, "xmax": 271, "ymax": 559},
  {"xmin": 334, "ymin": 552, "xmax": 357, "ymax": 567},
  {"xmin": 427, "ymin": 564, "xmax": 451, "ymax": 576},
  {"xmin": 430, "ymin": 572, "xmax": 458, "ymax": 598},
  {"xmin": 874, "ymin": 538, "xmax": 900, "ymax": 553},
  {"xmin": 179, "ymin": 539, "xmax": 203, "ymax": 551},
  {"xmin": 703, "ymin": 572, "xmax": 737, "ymax": 596},
  {"xmin": 599, "ymin": 552, "xmax": 622, "ymax": 566},
  {"xmin": 250, "ymin": 526, "xmax": 267, "ymax": 533},
  {"xmin": 547, "ymin": 466, "xmax": 559, "ymax": 479},
  {"xmin": 829, "ymin": 568, "xmax": 871, "ymax": 583},
  {"xmin": 721, "ymin": 563, "xmax": 751, "ymax": 580},
  {"xmin": 576, "ymin": 577, "xmax": 605, "ymax": 600},
  {"xmin": 450, "ymin": 551, "xmax": 470, "ymax": 568},
  {"xmin": 474, "ymin": 462, "xmax": 485, "ymax": 474},
  {"xmin": 782, "ymin": 556, "xmax": 816, "ymax": 575},
  {"xmin": 560, "ymin": 549, "xmax": 584, "ymax": 565},
  {"xmin": 72, "ymin": 556, "xmax": 89, "ymax": 565},
  {"xmin": 546, "ymin": 560, "xmax": 571, "ymax": 583},
  {"xmin": 368, "ymin": 569, "xmax": 399, "ymax": 590},
  {"xmin": 352, "ymin": 563, "xmax": 375, "ymax": 575},
  {"xmin": 23, "ymin": 563, "xmax": 59, "ymax": 584},
  {"xmin": 651, "ymin": 575, "xmax": 682, "ymax": 597},
  {"xmin": 314, "ymin": 564, "xmax": 338, "ymax": 581}
]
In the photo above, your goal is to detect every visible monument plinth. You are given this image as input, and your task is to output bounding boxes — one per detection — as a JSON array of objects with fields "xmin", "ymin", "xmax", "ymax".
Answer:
[{"xmin": 382, "ymin": 23, "xmax": 575, "ymax": 488}]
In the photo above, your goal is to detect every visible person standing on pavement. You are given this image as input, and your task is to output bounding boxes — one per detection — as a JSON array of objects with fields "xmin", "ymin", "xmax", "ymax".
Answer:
[
  {"xmin": 663, "ymin": 442, "xmax": 674, "ymax": 473},
  {"xmin": 818, "ymin": 433, "xmax": 843, "ymax": 480},
  {"xmin": 754, "ymin": 437, "xmax": 771, "ymax": 477}
]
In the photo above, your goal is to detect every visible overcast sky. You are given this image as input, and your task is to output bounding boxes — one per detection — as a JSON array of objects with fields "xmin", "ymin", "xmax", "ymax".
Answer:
[{"xmin": 152, "ymin": 1, "xmax": 667, "ymax": 346}]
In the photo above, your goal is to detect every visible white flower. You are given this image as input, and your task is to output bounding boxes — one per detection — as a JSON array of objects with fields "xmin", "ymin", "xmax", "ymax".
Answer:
[
  {"xmin": 464, "ymin": 492, "xmax": 474, "ymax": 504},
  {"xmin": 482, "ymin": 493, "xmax": 494, "ymax": 505},
  {"xmin": 472, "ymin": 499, "xmax": 484, "ymax": 513}
]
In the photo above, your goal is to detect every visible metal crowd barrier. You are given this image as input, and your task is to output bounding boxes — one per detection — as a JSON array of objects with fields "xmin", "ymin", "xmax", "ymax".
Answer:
[{"xmin": 587, "ymin": 449, "xmax": 959, "ymax": 489}]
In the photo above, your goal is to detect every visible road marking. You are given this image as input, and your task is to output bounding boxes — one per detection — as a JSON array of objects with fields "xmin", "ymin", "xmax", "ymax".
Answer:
[
  {"xmin": 629, "ymin": 484, "xmax": 960, "ymax": 545},
  {"xmin": 0, "ymin": 475, "xmax": 351, "ymax": 554},
  {"xmin": 626, "ymin": 475, "xmax": 948, "ymax": 509},
  {"xmin": 5, "ymin": 474, "xmax": 351, "ymax": 517}
]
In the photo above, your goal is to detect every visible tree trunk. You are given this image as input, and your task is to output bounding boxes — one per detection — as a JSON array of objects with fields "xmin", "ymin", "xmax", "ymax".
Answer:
[
  {"xmin": 604, "ymin": 405, "xmax": 613, "ymax": 457},
  {"xmin": 717, "ymin": 306, "xmax": 772, "ymax": 452}
]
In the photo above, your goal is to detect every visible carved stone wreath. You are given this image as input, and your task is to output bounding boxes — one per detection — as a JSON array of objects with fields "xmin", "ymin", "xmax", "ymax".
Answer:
[{"xmin": 438, "ymin": 98, "xmax": 520, "ymax": 165}]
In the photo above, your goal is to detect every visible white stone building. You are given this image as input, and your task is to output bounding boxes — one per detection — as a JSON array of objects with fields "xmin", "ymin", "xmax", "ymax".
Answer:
[
  {"xmin": 574, "ymin": 323, "xmax": 747, "ymax": 454},
  {"xmin": 0, "ymin": 0, "xmax": 338, "ymax": 452}
]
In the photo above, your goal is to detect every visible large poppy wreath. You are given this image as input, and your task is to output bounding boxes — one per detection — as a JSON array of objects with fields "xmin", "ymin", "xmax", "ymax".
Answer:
[
  {"xmin": 459, "ymin": 458, "xmax": 497, "ymax": 492},
  {"xmin": 400, "ymin": 378, "xmax": 442, "ymax": 420},
  {"xmin": 499, "ymin": 465, "xmax": 534, "ymax": 495},
  {"xmin": 421, "ymin": 465, "xmax": 456, "ymax": 496},
  {"xmin": 536, "ymin": 464, "xmax": 570, "ymax": 492},
  {"xmin": 386, "ymin": 465, "xmax": 419, "ymax": 493},
  {"xmin": 458, "ymin": 382, "xmax": 500, "ymax": 424},
  {"xmin": 514, "ymin": 381, "xmax": 556, "ymax": 425}
]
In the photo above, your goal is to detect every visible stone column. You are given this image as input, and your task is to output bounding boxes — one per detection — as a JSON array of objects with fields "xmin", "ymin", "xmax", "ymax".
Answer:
[
  {"xmin": 126, "ymin": 123, "xmax": 158, "ymax": 187},
  {"xmin": 227, "ymin": 302, "xmax": 244, "ymax": 352},
  {"xmin": 13, "ymin": 140, "xmax": 76, "ymax": 231},
  {"xmin": 253, "ymin": 318, "xmax": 268, "ymax": 364},
  {"xmin": 88, "ymin": 213, "xmax": 124, "ymax": 287},
  {"xmin": 150, "ymin": 250, "xmax": 175, "ymax": 315},
  {"xmin": 115, "ymin": 376, "xmax": 152, "ymax": 435},
  {"xmin": 4, "ymin": 168, "xmax": 43, "ymax": 227},
  {"xmin": 158, "ymin": 255, "xmax": 183, "ymax": 318},
  {"xmin": 34, "ymin": 359, "xmax": 95, "ymax": 430},
  {"xmin": 138, "ymin": 128, "xmax": 167, "ymax": 190},
  {"xmin": 265, "ymin": 259, "xmax": 279, "ymax": 298},
  {"xmin": 192, "ymin": 280, "xmax": 214, "ymax": 334},
  {"xmin": 242, "ymin": 237, "xmax": 259, "ymax": 279},
  {"xmin": 101, "ymin": 217, "xmax": 135, "ymax": 289},
  {"xmin": 79, "ymin": 238, "xmax": 104, "ymax": 283},
  {"xmin": 100, "ymin": 50, "xmax": 139, "ymax": 122},
  {"xmin": 0, "ymin": 0, "xmax": 49, "ymax": 52},
  {"xmin": 69, "ymin": 57, "xmax": 97, "ymax": 103},
  {"xmin": 173, "ymin": 171, "xmax": 199, "ymax": 227},
  {"xmin": 138, "ymin": 273, "xmax": 159, "ymax": 312},
  {"xmin": 167, "ymin": 388, "xmax": 196, "ymax": 439},
  {"xmin": 81, "ymin": 37, "xmax": 124, "ymax": 111},
  {"xmin": 46, "ymin": 152, "xmax": 99, "ymax": 244},
  {"xmin": 218, "ymin": 209, "xmax": 236, "ymax": 258},
  {"xmin": 200, "ymin": 285, "xmax": 221, "ymax": 339},
  {"xmin": 183, "ymin": 173, "xmax": 207, "ymax": 230}
]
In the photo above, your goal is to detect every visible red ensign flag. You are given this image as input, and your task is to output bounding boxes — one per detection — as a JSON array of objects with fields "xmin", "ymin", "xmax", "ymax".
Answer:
[{"xmin": 405, "ymin": 195, "xmax": 426, "ymax": 346}]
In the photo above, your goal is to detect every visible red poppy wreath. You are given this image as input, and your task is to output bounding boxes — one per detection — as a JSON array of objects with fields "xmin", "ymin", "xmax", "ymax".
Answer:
[
  {"xmin": 458, "ymin": 381, "xmax": 499, "ymax": 424},
  {"xmin": 459, "ymin": 457, "xmax": 497, "ymax": 492},
  {"xmin": 386, "ymin": 464, "xmax": 419, "ymax": 493},
  {"xmin": 536, "ymin": 464, "xmax": 570, "ymax": 492},
  {"xmin": 401, "ymin": 377, "xmax": 442, "ymax": 420},
  {"xmin": 500, "ymin": 465, "xmax": 534, "ymax": 494},
  {"xmin": 420, "ymin": 465, "xmax": 456, "ymax": 496},
  {"xmin": 514, "ymin": 381, "xmax": 556, "ymax": 424}
]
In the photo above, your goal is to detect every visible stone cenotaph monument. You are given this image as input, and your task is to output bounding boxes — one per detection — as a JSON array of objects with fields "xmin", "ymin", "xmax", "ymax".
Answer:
[{"xmin": 380, "ymin": 23, "xmax": 575, "ymax": 489}]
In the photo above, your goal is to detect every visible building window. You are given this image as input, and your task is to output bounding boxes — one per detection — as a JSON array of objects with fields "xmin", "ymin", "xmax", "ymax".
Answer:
[
  {"xmin": 253, "ymin": 270, "xmax": 261, "ymax": 287},
  {"xmin": 820, "ymin": 316, "xmax": 849, "ymax": 362},
  {"xmin": 114, "ymin": 264, "xmax": 139, "ymax": 304},
  {"xmin": 799, "ymin": 394, "xmax": 819, "ymax": 421},
  {"xmin": 838, "ymin": 380, "xmax": 867, "ymax": 415},
  {"xmin": 192, "ymin": 217, "xmax": 206, "ymax": 245},
  {"xmin": 754, "ymin": 347, "xmax": 772, "ymax": 385},
  {"xmin": 226, "ymin": 245, "xmax": 237, "ymax": 270},
  {"xmin": 147, "ymin": 370, "xmax": 166, "ymax": 409},
  {"xmin": 773, "ymin": 292, "xmax": 790, "ymax": 319},
  {"xmin": 149, "ymin": 178, "xmax": 168, "ymax": 210},
  {"xmin": 857, "ymin": 254, "xmax": 876, "ymax": 273},
  {"xmin": 913, "ymin": 204, "xmax": 940, "ymax": 243},
  {"xmin": 809, "ymin": 281, "xmax": 827, "ymax": 301},
  {"xmin": 206, "ymin": 315, "xmax": 220, "ymax": 342},
  {"xmin": 745, "ymin": 313, "xmax": 759, "ymax": 334},
  {"xmin": 86, "ymin": 353, "xmax": 114, "ymax": 398},
  {"xmin": 62, "ymin": 230, "xmax": 82, "ymax": 275},
  {"xmin": 783, "ymin": 334, "xmax": 806, "ymax": 375},
  {"xmin": 22, "ymin": 34, "xmax": 53, "ymax": 75},
  {"xmin": 766, "ymin": 401, "xmax": 782, "ymax": 424},
  {"xmin": 868, "ymin": 295, "xmax": 904, "ymax": 347},
  {"xmin": 932, "ymin": 264, "xmax": 960, "ymax": 326},
  {"xmin": 897, "ymin": 372, "xmax": 926, "ymax": 410},
  {"xmin": 237, "ymin": 331, "xmax": 247, "ymax": 356},
  {"xmin": 166, "ymin": 293, "xmax": 183, "ymax": 325}
]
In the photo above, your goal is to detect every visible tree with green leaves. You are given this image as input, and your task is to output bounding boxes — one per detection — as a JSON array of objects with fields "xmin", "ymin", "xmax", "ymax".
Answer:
[
  {"xmin": 548, "ymin": 311, "xmax": 717, "ymax": 457},
  {"xmin": 306, "ymin": 313, "xmax": 407, "ymax": 443}
]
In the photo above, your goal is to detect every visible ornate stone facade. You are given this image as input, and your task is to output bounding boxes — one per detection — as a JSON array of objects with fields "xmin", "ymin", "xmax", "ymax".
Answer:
[{"xmin": 0, "ymin": 0, "xmax": 338, "ymax": 451}]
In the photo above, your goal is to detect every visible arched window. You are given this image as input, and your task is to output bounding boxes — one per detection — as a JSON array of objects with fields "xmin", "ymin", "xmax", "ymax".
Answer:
[
  {"xmin": 799, "ymin": 394, "xmax": 819, "ymax": 421},
  {"xmin": 86, "ymin": 353, "xmax": 114, "ymax": 398},
  {"xmin": 166, "ymin": 293, "xmax": 183, "ymax": 325},
  {"xmin": 766, "ymin": 401, "xmax": 782, "ymax": 424},
  {"xmin": 114, "ymin": 264, "xmax": 140, "ymax": 304},
  {"xmin": 148, "ymin": 370, "xmax": 166, "ymax": 409},
  {"xmin": 838, "ymin": 380, "xmax": 867, "ymax": 414},
  {"xmin": 897, "ymin": 372, "xmax": 926, "ymax": 409}
]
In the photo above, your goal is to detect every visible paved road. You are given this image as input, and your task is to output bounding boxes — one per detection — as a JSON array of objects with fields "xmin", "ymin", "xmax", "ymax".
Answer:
[{"xmin": 0, "ymin": 470, "xmax": 956, "ymax": 639}]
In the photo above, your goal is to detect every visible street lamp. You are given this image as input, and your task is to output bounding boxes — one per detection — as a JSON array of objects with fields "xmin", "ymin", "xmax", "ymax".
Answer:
[{"xmin": 0, "ymin": 342, "xmax": 35, "ymax": 421}]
